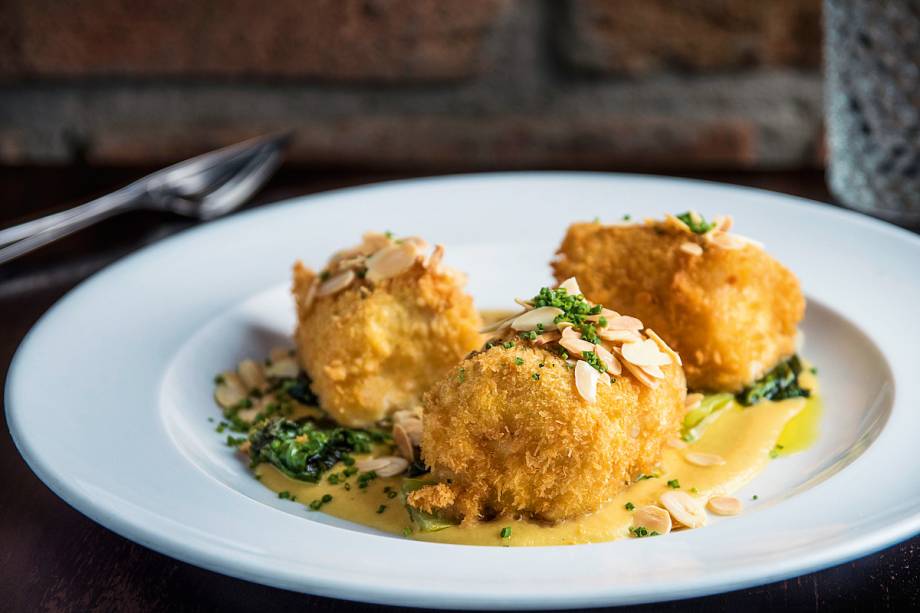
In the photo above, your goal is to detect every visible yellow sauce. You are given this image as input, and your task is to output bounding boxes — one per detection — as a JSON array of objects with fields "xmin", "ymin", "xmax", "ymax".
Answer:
[{"xmin": 256, "ymin": 391, "xmax": 813, "ymax": 547}]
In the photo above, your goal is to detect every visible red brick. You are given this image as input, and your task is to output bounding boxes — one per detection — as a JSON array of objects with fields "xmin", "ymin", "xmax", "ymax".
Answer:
[
  {"xmin": 13, "ymin": 0, "xmax": 509, "ymax": 81},
  {"xmin": 562, "ymin": 0, "xmax": 821, "ymax": 75},
  {"xmin": 85, "ymin": 115, "xmax": 758, "ymax": 170}
]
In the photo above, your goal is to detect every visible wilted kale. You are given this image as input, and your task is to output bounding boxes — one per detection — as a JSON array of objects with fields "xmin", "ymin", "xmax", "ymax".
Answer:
[
  {"xmin": 248, "ymin": 418, "xmax": 389, "ymax": 482},
  {"xmin": 736, "ymin": 355, "xmax": 810, "ymax": 407}
]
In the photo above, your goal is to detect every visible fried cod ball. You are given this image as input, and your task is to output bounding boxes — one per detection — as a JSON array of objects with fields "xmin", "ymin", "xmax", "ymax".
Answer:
[
  {"xmin": 411, "ymin": 284, "xmax": 686, "ymax": 524},
  {"xmin": 292, "ymin": 233, "xmax": 482, "ymax": 428},
  {"xmin": 553, "ymin": 215, "xmax": 804, "ymax": 392}
]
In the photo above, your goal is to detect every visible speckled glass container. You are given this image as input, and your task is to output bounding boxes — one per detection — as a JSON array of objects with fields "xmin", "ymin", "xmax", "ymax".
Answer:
[{"xmin": 825, "ymin": 0, "xmax": 920, "ymax": 226}]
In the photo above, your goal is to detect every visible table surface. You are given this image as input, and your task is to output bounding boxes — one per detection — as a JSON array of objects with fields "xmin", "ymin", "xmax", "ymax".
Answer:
[{"xmin": 0, "ymin": 167, "xmax": 917, "ymax": 613}]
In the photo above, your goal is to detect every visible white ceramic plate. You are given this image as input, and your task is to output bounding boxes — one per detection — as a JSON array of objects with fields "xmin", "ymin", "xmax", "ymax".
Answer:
[{"xmin": 7, "ymin": 173, "xmax": 920, "ymax": 609}]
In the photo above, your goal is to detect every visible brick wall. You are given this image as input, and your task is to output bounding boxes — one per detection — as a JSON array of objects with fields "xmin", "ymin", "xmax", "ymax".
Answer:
[{"xmin": 0, "ymin": 0, "xmax": 824, "ymax": 170}]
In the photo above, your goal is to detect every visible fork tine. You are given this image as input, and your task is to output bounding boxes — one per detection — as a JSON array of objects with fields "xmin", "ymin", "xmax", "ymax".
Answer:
[
  {"xmin": 193, "ymin": 143, "xmax": 286, "ymax": 220},
  {"xmin": 140, "ymin": 131, "xmax": 293, "ymax": 191}
]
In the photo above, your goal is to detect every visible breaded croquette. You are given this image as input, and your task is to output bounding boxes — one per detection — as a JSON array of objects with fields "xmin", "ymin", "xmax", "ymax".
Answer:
[
  {"xmin": 553, "ymin": 213, "xmax": 804, "ymax": 392},
  {"xmin": 411, "ymin": 282, "xmax": 686, "ymax": 523},
  {"xmin": 292, "ymin": 233, "xmax": 481, "ymax": 428}
]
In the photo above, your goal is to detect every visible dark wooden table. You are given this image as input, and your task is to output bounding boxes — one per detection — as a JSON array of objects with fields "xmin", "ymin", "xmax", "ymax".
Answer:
[{"xmin": 1, "ymin": 167, "xmax": 917, "ymax": 612}]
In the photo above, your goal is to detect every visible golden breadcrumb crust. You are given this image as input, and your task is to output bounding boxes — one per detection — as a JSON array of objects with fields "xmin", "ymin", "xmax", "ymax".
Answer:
[
  {"xmin": 415, "ymin": 341, "xmax": 686, "ymax": 523},
  {"xmin": 292, "ymin": 261, "xmax": 482, "ymax": 428},
  {"xmin": 553, "ymin": 223, "xmax": 804, "ymax": 392}
]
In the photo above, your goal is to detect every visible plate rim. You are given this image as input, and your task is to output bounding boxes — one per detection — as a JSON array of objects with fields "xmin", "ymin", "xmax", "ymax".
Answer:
[{"xmin": 6, "ymin": 171, "xmax": 920, "ymax": 609}]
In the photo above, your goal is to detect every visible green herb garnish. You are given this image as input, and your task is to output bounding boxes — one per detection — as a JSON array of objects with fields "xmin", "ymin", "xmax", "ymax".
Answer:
[
  {"xmin": 581, "ymin": 350, "xmax": 606, "ymax": 373},
  {"xmin": 676, "ymin": 211, "xmax": 716, "ymax": 234},
  {"xmin": 514, "ymin": 357, "xmax": 525, "ymax": 366},
  {"xmin": 500, "ymin": 527, "xmax": 512, "ymax": 539},
  {"xmin": 630, "ymin": 526, "xmax": 659, "ymax": 538},
  {"xmin": 625, "ymin": 502, "xmax": 635, "ymax": 511},
  {"xmin": 667, "ymin": 479, "xmax": 680, "ymax": 489},
  {"xmin": 736, "ymin": 355, "xmax": 810, "ymax": 407}
]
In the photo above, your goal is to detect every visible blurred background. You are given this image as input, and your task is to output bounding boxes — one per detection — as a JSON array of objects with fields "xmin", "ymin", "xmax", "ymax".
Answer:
[{"xmin": 0, "ymin": 0, "xmax": 823, "ymax": 172}]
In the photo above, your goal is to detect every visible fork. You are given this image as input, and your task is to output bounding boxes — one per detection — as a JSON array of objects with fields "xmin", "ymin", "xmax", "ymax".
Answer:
[{"xmin": 0, "ymin": 132, "xmax": 292, "ymax": 266}]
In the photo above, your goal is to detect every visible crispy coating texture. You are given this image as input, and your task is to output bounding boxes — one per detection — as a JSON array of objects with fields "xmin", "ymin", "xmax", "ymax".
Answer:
[
  {"xmin": 292, "ymin": 261, "xmax": 481, "ymax": 428},
  {"xmin": 417, "ymin": 341, "xmax": 686, "ymax": 523},
  {"xmin": 553, "ymin": 223, "xmax": 804, "ymax": 392}
]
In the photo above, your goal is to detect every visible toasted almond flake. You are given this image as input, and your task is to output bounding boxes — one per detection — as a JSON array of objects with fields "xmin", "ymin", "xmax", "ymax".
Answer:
[
  {"xmin": 214, "ymin": 382, "xmax": 245, "ymax": 410},
  {"xmin": 301, "ymin": 278, "xmax": 318, "ymax": 312},
  {"xmin": 365, "ymin": 243, "xmax": 418, "ymax": 282},
  {"xmin": 265, "ymin": 358, "xmax": 300, "ymax": 379},
  {"xmin": 426, "ymin": 244, "xmax": 444, "ymax": 270},
  {"xmin": 607, "ymin": 315, "xmax": 644, "ymax": 331},
  {"xmin": 511, "ymin": 306, "xmax": 564, "ymax": 332},
  {"xmin": 684, "ymin": 451, "xmax": 726, "ymax": 467},
  {"xmin": 633, "ymin": 505, "xmax": 672, "ymax": 536},
  {"xmin": 640, "ymin": 364, "xmax": 666, "ymax": 379},
  {"xmin": 660, "ymin": 491, "xmax": 707, "ymax": 528},
  {"xmin": 667, "ymin": 437, "xmax": 688, "ymax": 449},
  {"xmin": 400, "ymin": 236, "xmax": 430, "ymax": 251},
  {"xmin": 355, "ymin": 456, "xmax": 409, "ymax": 477},
  {"xmin": 587, "ymin": 307, "xmax": 621, "ymax": 323},
  {"xmin": 621, "ymin": 339, "xmax": 669, "ymax": 367},
  {"xmin": 679, "ymin": 241, "xmax": 704, "ymax": 256},
  {"xmin": 615, "ymin": 350, "xmax": 660, "ymax": 388},
  {"xmin": 360, "ymin": 231, "xmax": 394, "ymax": 253},
  {"xmin": 533, "ymin": 330, "xmax": 562, "ymax": 346},
  {"xmin": 560, "ymin": 335, "xmax": 598, "ymax": 357},
  {"xmin": 514, "ymin": 297, "xmax": 534, "ymax": 308},
  {"xmin": 270, "ymin": 346, "xmax": 292, "ymax": 362},
  {"xmin": 574, "ymin": 360, "xmax": 600, "ymax": 403},
  {"xmin": 685, "ymin": 392, "xmax": 704, "ymax": 411},
  {"xmin": 393, "ymin": 424, "xmax": 415, "ymax": 462},
  {"xmin": 599, "ymin": 371, "xmax": 612, "ymax": 386},
  {"xmin": 401, "ymin": 419, "xmax": 423, "ymax": 445},
  {"xmin": 238, "ymin": 359, "xmax": 266, "ymax": 390},
  {"xmin": 593, "ymin": 343, "xmax": 622, "ymax": 375},
  {"xmin": 664, "ymin": 214, "xmax": 694, "ymax": 234},
  {"xmin": 317, "ymin": 269, "xmax": 356, "ymax": 297},
  {"xmin": 645, "ymin": 328, "xmax": 682, "ymax": 366},
  {"xmin": 599, "ymin": 328, "xmax": 643, "ymax": 343},
  {"xmin": 708, "ymin": 232, "xmax": 747, "ymax": 250},
  {"xmin": 712, "ymin": 215, "xmax": 733, "ymax": 233},
  {"xmin": 558, "ymin": 277, "xmax": 582, "ymax": 295},
  {"xmin": 708, "ymin": 495, "xmax": 743, "ymax": 516},
  {"xmin": 479, "ymin": 309, "xmax": 526, "ymax": 334}
]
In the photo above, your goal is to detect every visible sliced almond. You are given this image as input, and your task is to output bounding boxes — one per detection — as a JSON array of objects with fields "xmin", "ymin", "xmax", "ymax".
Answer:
[
  {"xmin": 667, "ymin": 437, "xmax": 688, "ymax": 449},
  {"xmin": 640, "ymin": 364, "xmax": 666, "ymax": 379},
  {"xmin": 615, "ymin": 350, "xmax": 660, "ymax": 389},
  {"xmin": 533, "ymin": 330, "xmax": 562, "ymax": 346},
  {"xmin": 511, "ymin": 306, "xmax": 563, "ymax": 332},
  {"xmin": 480, "ymin": 309, "xmax": 526, "ymax": 334},
  {"xmin": 707, "ymin": 495, "xmax": 743, "ymax": 516},
  {"xmin": 238, "ymin": 359, "xmax": 266, "ymax": 390},
  {"xmin": 355, "ymin": 456, "xmax": 409, "ymax": 477},
  {"xmin": 301, "ymin": 278, "xmax": 318, "ymax": 312},
  {"xmin": 574, "ymin": 360, "xmax": 600, "ymax": 403},
  {"xmin": 606, "ymin": 315, "xmax": 644, "ymax": 331},
  {"xmin": 365, "ymin": 243, "xmax": 418, "ymax": 282},
  {"xmin": 594, "ymin": 343, "xmax": 622, "ymax": 375},
  {"xmin": 558, "ymin": 277, "xmax": 582, "ymax": 295},
  {"xmin": 632, "ymin": 505, "xmax": 672, "ymax": 536},
  {"xmin": 708, "ymin": 232, "xmax": 746, "ymax": 250},
  {"xmin": 684, "ymin": 392, "xmax": 704, "ymax": 411},
  {"xmin": 393, "ymin": 424, "xmax": 415, "ymax": 462},
  {"xmin": 660, "ymin": 491, "xmax": 707, "ymax": 529},
  {"xmin": 265, "ymin": 358, "xmax": 300, "ymax": 379},
  {"xmin": 215, "ymin": 379, "xmax": 246, "ymax": 410},
  {"xmin": 317, "ymin": 269, "xmax": 356, "ymax": 297},
  {"xmin": 621, "ymin": 339, "xmax": 670, "ymax": 367},
  {"xmin": 712, "ymin": 215, "xmax": 733, "ymax": 233},
  {"xmin": 664, "ymin": 214, "xmax": 694, "ymax": 234},
  {"xmin": 599, "ymin": 328, "xmax": 643, "ymax": 343},
  {"xmin": 646, "ymin": 328, "xmax": 682, "ymax": 366},
  {"xmin": 684, "ymin": 451, "xmax": 726, "ymax": 467},
  {"xmin": 426, "ymin": 244, "xmax": 445, "ymax": 270},
  {"xmin": 560, "ymin": 335, "xmax": 597, "ymax": 357},
  {"xmin": 679, "ymin": 241, "xmax": 704, "ymax": 256}
]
